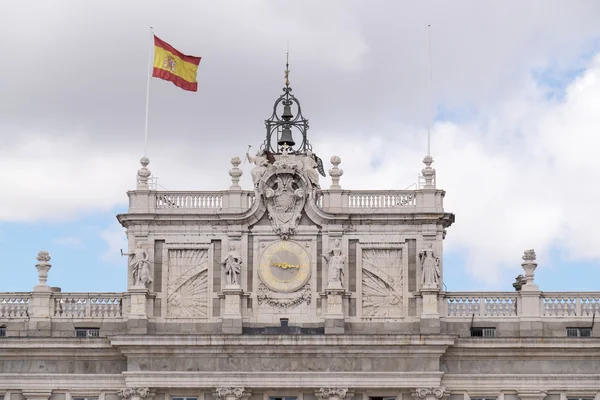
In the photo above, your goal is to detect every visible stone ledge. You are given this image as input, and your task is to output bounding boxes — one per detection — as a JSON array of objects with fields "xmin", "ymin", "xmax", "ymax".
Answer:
[{"xmin": 122, "ymin": 371, "xmax": 443, "ymax": 388}]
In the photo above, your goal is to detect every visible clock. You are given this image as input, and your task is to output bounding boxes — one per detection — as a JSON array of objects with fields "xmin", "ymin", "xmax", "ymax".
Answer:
[{"xmin": 258, "ymin": 241, "xmax": 311, "ymax": 293}]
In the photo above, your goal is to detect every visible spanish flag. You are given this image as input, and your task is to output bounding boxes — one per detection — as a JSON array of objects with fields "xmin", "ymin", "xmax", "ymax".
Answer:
[{"xmin": 152, "ymin": 35, "xmax": 201, "ymax": 92}]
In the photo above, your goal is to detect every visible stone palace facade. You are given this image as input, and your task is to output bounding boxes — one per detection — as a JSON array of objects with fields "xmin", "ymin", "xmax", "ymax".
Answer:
[{"xmin": 1, "ymin": 77, "xmax": 599, "ymax": 400}]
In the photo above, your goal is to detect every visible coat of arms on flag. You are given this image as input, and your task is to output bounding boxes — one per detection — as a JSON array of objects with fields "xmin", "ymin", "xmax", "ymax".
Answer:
[{"xmin": 152, "ymin": 35, "xmax": 201, "ymax": 92}]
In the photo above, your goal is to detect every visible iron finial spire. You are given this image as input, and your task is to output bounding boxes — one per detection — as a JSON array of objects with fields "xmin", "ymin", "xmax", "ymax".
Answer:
[{"xmin": 285, "ymin": 42, "xmax": 290, "ymax": 87}]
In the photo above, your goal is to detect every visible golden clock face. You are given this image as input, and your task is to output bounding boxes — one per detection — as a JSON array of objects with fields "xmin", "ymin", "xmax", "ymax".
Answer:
[{"xmin": 258, "ymin": 241, "xmax": 311, "ymax": 293}]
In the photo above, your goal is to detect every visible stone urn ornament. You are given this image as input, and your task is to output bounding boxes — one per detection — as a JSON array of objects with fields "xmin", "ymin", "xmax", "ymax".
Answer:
[{"xmin": 35, "ymin": 250, "xmax": 52, "ymax": 291}]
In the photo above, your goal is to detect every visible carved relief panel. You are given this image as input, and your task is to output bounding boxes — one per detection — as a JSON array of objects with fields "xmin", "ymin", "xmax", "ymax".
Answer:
[
  {"xmin": 166, "ymin": 248, "xmax": 209, "ymax": 318},
  {"xmin": 360, "ymin": 248, "xmax": 404, "ymax": 318}
]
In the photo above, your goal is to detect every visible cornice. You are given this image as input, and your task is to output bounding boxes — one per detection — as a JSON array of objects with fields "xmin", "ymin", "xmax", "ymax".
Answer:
[
  {"xmin": 441, "ymin": 373, "xmax": 600, "ymax": 392},
  {"xmin": 0, "ymin": 373, "xmax": 124, "ymax": 390},
  {"xmin": 122, "ymin": 371, "xmax": 443, "ymax": 389},
  {"xmin": 108, "ymin": 334, "xmax": 456, "ymax": 357}
]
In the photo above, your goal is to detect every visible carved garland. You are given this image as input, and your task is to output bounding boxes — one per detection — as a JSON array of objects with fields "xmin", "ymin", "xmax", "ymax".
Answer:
[{"xmin": 257, "ymin": 282, "xmax": 311, "ymax": 308}]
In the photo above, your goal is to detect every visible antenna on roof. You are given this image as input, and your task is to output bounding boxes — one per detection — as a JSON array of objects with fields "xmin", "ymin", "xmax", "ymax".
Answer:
[{"xmin": 420, "ymin": 25, "xmax": 436, "ymax": 189}]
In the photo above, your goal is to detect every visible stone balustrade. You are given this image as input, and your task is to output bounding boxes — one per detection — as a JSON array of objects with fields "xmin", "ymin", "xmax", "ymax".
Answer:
[
  {"xmin": 155, "ymin": 191, "xmax": 225, "ymax": 209},
  {"xmin": 128, "ymin": 188, "xmax": 442, "ymax": 214},
  {"xmin": 445, "ymin": 291, "xmax": 600, "ymax": 318},
  {"xmin": 542, "ymin": 292, "xmax": 600, "ymax": 317},
  {"xmin": 3, "ymin": 290, "xmax": 600, "ymax": 322},
  {"xmin": 52, "ymin": 293, "xmax": 124, "ymax": 318},
  {"xmin": 0, "ymin": 293, "xmax": 31, "ymax": 318},
  {"xmin": 346, "ymin": 190, "xmax": 417, "ymax": 208},
  {"xmin": 446, "ymin": 292, "xmax": 519, "ymax": 317}
]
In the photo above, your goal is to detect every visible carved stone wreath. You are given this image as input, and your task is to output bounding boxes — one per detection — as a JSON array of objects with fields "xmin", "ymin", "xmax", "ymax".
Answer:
[{"xmin": 257, "ymin": 282, "xmax": 311, "ymax": 308}]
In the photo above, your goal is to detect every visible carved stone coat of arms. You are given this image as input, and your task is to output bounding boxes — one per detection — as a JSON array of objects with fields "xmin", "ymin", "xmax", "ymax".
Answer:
[{"xmin": 264, "ymin": 173, "xmax": 305, "ymax": 239}]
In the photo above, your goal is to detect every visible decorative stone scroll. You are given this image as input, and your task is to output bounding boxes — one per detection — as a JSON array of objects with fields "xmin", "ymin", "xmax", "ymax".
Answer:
[
  {"xmin": 319, "ymin": 388, "xmax": 350, "ymax": 400},
  {"xmin": 413, "ymin": 388, "xmax": 447, "ymax": 399},
  {"xmin": 215, "ymin": 388, "xmax": 250, "ymax": 400},
  {"xmin": 117, "ymin": 388, "xmax": 150, "ymax": 400}
]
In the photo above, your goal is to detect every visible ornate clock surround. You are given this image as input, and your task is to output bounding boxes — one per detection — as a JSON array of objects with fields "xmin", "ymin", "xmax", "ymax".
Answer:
[{"xmin": 258, "ymin": 240, "xmax": 311, "ymax": 293}]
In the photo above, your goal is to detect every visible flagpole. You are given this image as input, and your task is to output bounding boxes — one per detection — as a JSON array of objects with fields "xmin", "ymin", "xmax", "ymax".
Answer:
[
  {"xmin": 427, "ymin": 24, "xmax": 432, "ymax": 157},
  {"xmin": 144, "ymin": 27, "xmax": 154, "ymax": 157}
]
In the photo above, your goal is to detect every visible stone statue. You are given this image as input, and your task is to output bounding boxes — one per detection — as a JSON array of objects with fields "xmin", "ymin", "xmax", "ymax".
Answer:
[
  {"xmin": 419, "ymin": 245, "xmax": 441, "ymax": 289},
  {"xmin": 322, "ymin": 239, "xmax": 346, "ymax": 288},
  {"xmin": 304, "ymin": 151, "xmax": 320, "ymax": 188},
  {"xmin": 222, "ymin": 243, "xmax": 242, "ymax": 287},
  {"xmin": 246, "ymin": 149, "xmax": 270, "ymax": 187},
  {"xmin": 121, "ymin": 243, "xmax": 152, "ymax": 288}
]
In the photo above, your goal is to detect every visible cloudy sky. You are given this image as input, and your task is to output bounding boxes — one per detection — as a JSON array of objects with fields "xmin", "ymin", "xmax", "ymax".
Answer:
[{"xmin": 1, "ymin": 1, "xmax": 600, "ymax": 293}]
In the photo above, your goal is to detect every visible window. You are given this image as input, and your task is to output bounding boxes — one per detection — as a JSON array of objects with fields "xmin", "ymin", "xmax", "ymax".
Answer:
[
  {"xmin": 470, "ymin": 327, "xmax": 496, "ymax": 337},
  {"xmin": 567, "ymin": 328, "xmax": 592, "ymax": 337},
  {"xmin": 172, "ymin": 397, "xmax": 197, "ymax": 400},
  {"xmin": 0, "ymin": 326, "xmax": 6, "ymax": 337},
  {"xmin": 369, "ymin": 397, "xmax": 396, "ymax": 400},
  {"xmin": 269, "ymin": 397, "xmax": 296, "ymax": 400},
  {"xmin": 75, "ymin": 328, "xmax": 100, "ymax": 338}
]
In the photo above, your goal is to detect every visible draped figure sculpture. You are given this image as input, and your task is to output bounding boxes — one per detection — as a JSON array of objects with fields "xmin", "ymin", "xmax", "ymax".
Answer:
[
  {"xmin": 322, "ymin": 239, "xmax": 346, "ymax": 289},
  {"xmin": 121, "ymin": 243, "xmax": 153, "ymax": 288},
  {"xmin": 222, "ymin": 243, "xmax": 242, "ymax": 287},
  {"xmin": 419, "ymin": 245, "xmax": 441, "ymax": 289}
]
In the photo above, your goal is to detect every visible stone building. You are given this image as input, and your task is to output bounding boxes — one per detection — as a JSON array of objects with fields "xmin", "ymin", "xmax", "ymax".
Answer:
[{"xmin": 1, "ymin": 75, "xmax": 599, "ymax": 400}]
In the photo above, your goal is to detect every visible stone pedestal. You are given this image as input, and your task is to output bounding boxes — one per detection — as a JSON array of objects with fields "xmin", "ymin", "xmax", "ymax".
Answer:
[
  {"xmin": 29, "ymin": 252, "xmax": 53, "ymax": 336},
  {"xmin": 222, "ymin": 286, "xmax": 243, "ymax": 334},
  {"xmin": 325, "ymin": 288, "xmax": 345, "ymax": 334},
  {"xmin": 127, "ymin": 288, "xmax": 149, "ymax": 334},
  {"xmin": 420, "ymin": 288, "xmax": 441, "ymax": 334},
  {"xmin": 519, "ymin": 249, "xmax": 542, "ymax": 337}
]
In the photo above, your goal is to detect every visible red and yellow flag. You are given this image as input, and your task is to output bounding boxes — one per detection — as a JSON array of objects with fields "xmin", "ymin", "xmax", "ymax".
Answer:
[{"xmin": 152, "ymin": 35, "xmax": 201, "ymax": 92}]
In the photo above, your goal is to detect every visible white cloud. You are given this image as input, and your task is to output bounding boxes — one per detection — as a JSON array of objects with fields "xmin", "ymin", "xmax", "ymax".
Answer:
[
  {"xmin": 315, "ymin": 53, "xmax": 600, "ymax": 286},
  {"xmin": 99, "ymin": 222, "xmax": 128, "ymax": 265},
  {"xmin": 2, "ymin": 2, "xmax": 600, "ymax": 288}
]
